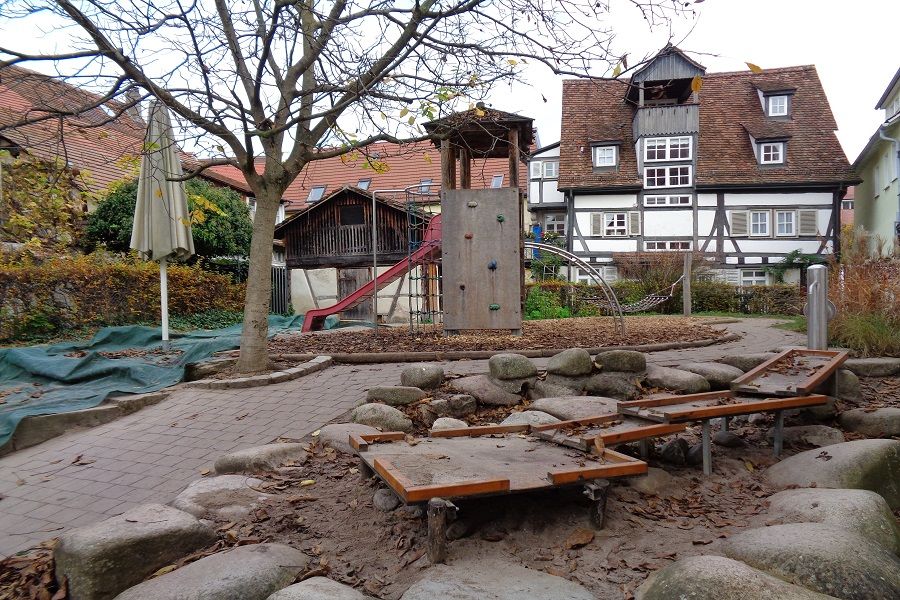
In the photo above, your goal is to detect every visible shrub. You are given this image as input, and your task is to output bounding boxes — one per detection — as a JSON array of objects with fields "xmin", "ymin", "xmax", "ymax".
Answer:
[{"xmin": 524, "ymin": 287, "xmax": 571, "ymax": 320}]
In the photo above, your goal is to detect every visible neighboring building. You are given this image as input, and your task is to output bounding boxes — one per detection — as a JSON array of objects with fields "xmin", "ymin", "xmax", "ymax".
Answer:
[
  {"xmin": 547, "ymin": 46, "xmax": 858, "ymax": 285},
  {"xmin": 528, "ymin": 142, "xmax": 567, "ymax": 237},
  {"xmin": 841, "ymin": 186, "xmax": 855, "ymax": 227},
  {"xmin": 852, "ymin": 67, "xmax": 900, "ymax": 255}
]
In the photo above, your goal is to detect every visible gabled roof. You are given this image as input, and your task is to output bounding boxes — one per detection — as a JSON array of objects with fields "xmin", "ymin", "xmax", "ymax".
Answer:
[
  {"xmin": 559, "ymin": 64, "xmax": 858, "ymax": 190},
  {"xmin": 875, "ymin": 66, "xmax": 900, "ymax": 110}
]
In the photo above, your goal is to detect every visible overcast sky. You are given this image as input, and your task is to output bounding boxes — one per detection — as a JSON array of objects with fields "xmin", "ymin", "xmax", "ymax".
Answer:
[{"xmin": 496, "ymin": 0, "xmax": 900, "ymax": 162}]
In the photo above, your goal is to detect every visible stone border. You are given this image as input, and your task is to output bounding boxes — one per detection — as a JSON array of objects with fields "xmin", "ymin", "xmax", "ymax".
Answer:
[
  {"xmin": 185, "ymin": 355, "xmax": 333, "ymax": 390},
  {"xmin": 0, "ymin": 391, "xmax": 169, "ymax": 457}
]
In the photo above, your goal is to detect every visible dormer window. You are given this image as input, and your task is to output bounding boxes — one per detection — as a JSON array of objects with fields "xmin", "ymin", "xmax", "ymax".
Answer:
[
  {"xmin": 767, "ymin": 95, "xmax": 789, "ymax": 117},
  {"xmin": 759, "ymin": 142, "xmax": 784, "ymax": 165},
  {"xmin": 592, "ymin": 145, "xmax": 618, "ymax": 168}
]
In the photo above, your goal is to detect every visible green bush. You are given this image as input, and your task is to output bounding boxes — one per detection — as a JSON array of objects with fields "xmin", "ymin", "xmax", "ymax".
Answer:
[
  {"xmin": 830, "ymin": 312, "xmax": 900, "ymax": 357},
  {"xmin": 524, "ymin": 287, "xmax": 572, "ymax": 320}
]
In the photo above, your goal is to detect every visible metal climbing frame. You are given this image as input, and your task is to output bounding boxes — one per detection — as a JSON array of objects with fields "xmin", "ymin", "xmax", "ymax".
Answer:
[
  {"xmin": 523, "ymin": 242, "xmax": 626, "ymax": 336},
  {"xmin": 406, "ymin": 187, "xmax": 442, "ymax": 333}
]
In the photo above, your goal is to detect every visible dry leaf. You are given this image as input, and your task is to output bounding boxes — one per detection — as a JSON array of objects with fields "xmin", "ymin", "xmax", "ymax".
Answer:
[
  {"xmin": 311, "ymin": 429, "xmax": 320, "ymax": 437},
  {"xmin": 563, "ymin": 528, "xmax": 595, "ymax": 549},
  {"xmin": 300, "ymin": 479, "xmax": 315, "ymax": 487},
  {"xmin": 746, "ymin": 62, "xmax": 763, "ymax": 74},
  {"xmin": 200, "ymin": 468, "xmax": 211, "ymax": 476},
  {"xmin": 150, "ymin": 564, "xmax": 177, "ymax": 578}
]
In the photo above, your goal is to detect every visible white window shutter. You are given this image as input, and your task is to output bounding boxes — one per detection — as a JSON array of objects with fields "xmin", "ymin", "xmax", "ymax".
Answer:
[
  {"xmin": 604, "ymin": 266, "xmax": 619, "ymax": 281},
  {"xmin": 798, "ymin": 209, "xmax": 818, "ymax": 236},
  {"xmin": 724, "ymin": 269, "xmax": 740, "ymax": 285},
  {"xmin": 729, "ymin": 210, "xmax": 749, "ymax": 236},
  {"xmin": 529, "ymin": 161, "xmax": 542, "ymax": 178},
  {"xmin": 628, "ymin": 211, "xmax": 641, "ymax": 236},
  {"xmin": 591, "ymin": 213, "xmax": 604, "ymax": 237}
]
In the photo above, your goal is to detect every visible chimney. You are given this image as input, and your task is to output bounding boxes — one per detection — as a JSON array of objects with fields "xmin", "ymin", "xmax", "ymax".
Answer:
[{"xmin": 124, "ymin": 87, "xmax": 143, "ymax": 122}]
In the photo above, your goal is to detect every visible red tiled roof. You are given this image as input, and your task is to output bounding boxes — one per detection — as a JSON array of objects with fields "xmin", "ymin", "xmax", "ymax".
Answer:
[{"xmin": 559, "ymin": 65, "xmax": 858, "ymax": 190}]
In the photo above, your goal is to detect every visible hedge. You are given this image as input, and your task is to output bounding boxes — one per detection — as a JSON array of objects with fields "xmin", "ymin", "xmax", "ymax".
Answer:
[{"xmin": 0, "ymin": 253, "xmax": 244, "ymax": 340}]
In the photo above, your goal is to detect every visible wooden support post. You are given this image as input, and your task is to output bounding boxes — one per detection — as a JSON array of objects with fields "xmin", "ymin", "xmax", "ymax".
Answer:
[
  {"xmin": 508, "ymin": 127, "xmax": 520, "ymax": 189},
  {"xmin": 683, "ymin": 252, "xmax": 692, "ymax": 317},
  {"xmin": 427, "ymin": 498, "xmax": 456, "ymax": 564},
  {"xmin": 639, "ymin": 439, "xmax": 651, "ymax": 460},
  {"xmin": 701, "ymin": 420, "xmax": 712, "ymax": 476},
  {"xmin": 440, "ymin": 140, "xmax": 455, "ymax": 192},
  {"xmin": 773, "ymin": 410, "xmax": 784, "ymax": 457},
  {"xmin": 583, "ymin": 479, "xmax": 611, "ymax": 529},
  {"xmin": 358, "ymin": 457, "xmax": 373, "ymax": 480},
  {"xmin": 722, "ymin": 416, "xmax": 730, "ymax": 431},
  {"xmin": 459, "ymin": 148, "xmax": 471, "ymax": 189}
]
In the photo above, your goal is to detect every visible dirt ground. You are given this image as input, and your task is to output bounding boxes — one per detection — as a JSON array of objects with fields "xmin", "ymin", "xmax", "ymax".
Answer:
[{"xmin": 269, "ymin": 316, "xmax": 727, "ymax": 355}]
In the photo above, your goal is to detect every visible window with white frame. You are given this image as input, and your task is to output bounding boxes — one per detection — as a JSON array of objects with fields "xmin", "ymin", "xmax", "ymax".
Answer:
[
  {"xmin": 419, "ymin": 178, "xmax": 433, "ymax": 192},
  {"xmin": 308, "ymin": 185, "xmax": 326, "ymax": 202},
  {"xmin": 750, "ymin": 210, "xmax": 770, "ymax": 236},
  {"xmin": 543, "ymin": 160, "xmax": 559, "ymax": 178},
  {"xmin": 491, "ymin": 174, "xmax": 504, "ymax": 188},
  {"xmin": 357, "ymin": 178, "xmax": 371, "ymax": 190},
  {"xmin": 644, "ymin": 136, "xmax": 692, "ymax": 162},
  {"xmin": 592, "ymin": 146, "xmax": 617, "ymax": 168},
  {"xmin": 543, "ymin": 213, "xmax": 566, "ymax": 235},
  {"xmin": 775, "ymin": 210, "xmax": 796, "ymax": 236},
  {"xmin": 759, "ymin": 142, "xmax": 784, "ymax": 164},
  {"xmin": 767, "ymin": 95, "xmax": 788, "ymax": 116},
  {"xmin": 529, "ymin": 161, "xmax": 542, "ymax": 179},
  {"xmin": 741, "ymin": 270, "xmax": 768, "ymax": 286},
  {"xmin": 645, "ymin": 241, "xmax": 691, "ymax": 251},
  {"xmin": 842, "ymin": 200, "xmax": 854, "ymax": 210},
  {"xmin": 644, "ymin": 165, "xmax": 691, "ymax": 189},
  {"xmin": 604, "ymin": 212, "xmax": 627, "ymax": 236},
  {"xmin": 644, "ymin": 194, "xmax": 691, "ymax": 206}
]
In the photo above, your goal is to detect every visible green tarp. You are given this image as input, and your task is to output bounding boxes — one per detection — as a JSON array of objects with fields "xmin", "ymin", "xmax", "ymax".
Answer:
[{"xmin": 0, "ymin": 315, "xmax": 337, "ymax": 446}]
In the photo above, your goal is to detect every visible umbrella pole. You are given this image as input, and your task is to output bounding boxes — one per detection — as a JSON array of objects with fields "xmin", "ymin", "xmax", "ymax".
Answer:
[{"xmin": 160, "ymin": 257, "xmax": 170, "ymax": 350}]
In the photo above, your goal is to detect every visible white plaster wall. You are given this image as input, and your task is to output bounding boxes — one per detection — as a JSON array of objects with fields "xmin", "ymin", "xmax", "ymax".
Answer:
[
  {"xmin": 723, "ymin": 192, "xmax": 833, "ymax": 207},
  {"xmin": 582, "ymin": 239, "xmax": 638, "ymax": 252},
  {"xmin": 696, "ymin": 210, "xmax": 715, "ymax": 235},
  {"xmin": 737, "ymin": 239, "xmax": 828, "ymax": 254},
  {"xmin": 573, "ymin": 194, "xmax": 639, "ymax": 210},
  {"xmin": 289, "ymin": 266, "xmax": 413, "ymax": 323},
  {"xmin": 697, "ymin": 193, "xmax": 718, "ymax": 207},
  {"xmin": 540, "ymin": 181, "xmax": 565, "ymax": 203},
  {"xmin": 643, "ymin": 210, "xmax": 694, "ymax": 237}
]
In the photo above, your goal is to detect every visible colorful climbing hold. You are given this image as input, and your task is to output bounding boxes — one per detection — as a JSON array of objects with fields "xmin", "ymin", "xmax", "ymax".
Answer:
[
  {"xmin": 496, "ymin": 214, "xmax": 505, "ymax": 222},
  {"xmin": 487, "ymin": 260, "xmax": 497, "ymax": 270},
  {"xmin": 464, "ymin": 233, "xmax": 473, "ymax": 239},
  {"xmin": 489, "ymin": 303, "xmax": 501, "ymax": 311}
]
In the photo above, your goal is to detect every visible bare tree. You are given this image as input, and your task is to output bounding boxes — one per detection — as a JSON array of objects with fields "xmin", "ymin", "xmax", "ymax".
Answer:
[{"xmin": 0, "ymin": 0, "xmax": 691, "ymax": 371}]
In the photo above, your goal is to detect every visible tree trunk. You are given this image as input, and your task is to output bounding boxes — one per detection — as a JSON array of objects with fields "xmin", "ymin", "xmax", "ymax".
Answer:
[{"xmin": 236, "ymin": 187, "xmax": 280, "ymax": 372}]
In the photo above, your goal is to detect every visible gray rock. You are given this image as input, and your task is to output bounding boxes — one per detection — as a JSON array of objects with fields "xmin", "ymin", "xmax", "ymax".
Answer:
[
  {"xmin": 646, "ymin": 364, "xmax": 710, "ymax": 394},
  {"xmin": 215, "ymin": 444, "xmax": 308, "ymax": 474},
  {"xmin": 431, "ymin": 417, "xmax": 467, "ymax": 430},
  {"xmin": 488, "ymin": 353, "xmax": 537, "ymax": 380},
  {"xmin": 581, "ymin": 372, "xmax": 643, "ymax": 400},
  {"xmin": 113, "ymin": 543, "xmax": 308, "ymax": 600},
  {"xmin": 713, "ymin": 430, "xmax": 746, "ymax": 448},
  {"xmin": 318, "ymin": 423, "xmax": 379, "ymax": 454},
  {"xmin": 55, "ymin": 504, "xmax": 216, "ymax": 600},
  {"xmin": 527, "ymin": 379, "xmax": 580, "ymax": 400},
  {"xmin": 765, "ymin": 439, "xmax": 900, "ymax": 508},
  {"xmin": 594, "ymin": 349, "xmax": 646, "ymax": 373},
  {"xmin": 839, "ymin": 407, "xmax": 900, "ymax": 438},
  {"xmin": 373, "ymin": 488, "xmax": 401, "ymax": 512},
  {"xmin": 722, "ymin": 523, "xmax": 900, "ymax": 600},
  {"xmin": 266, "ymin": 577, "xmax": 367, "ymax": 600},
  {"xmin": 719, "ymin": 352, "xmax": 778, "ymax": 372},
  {"xmin": 799, "ymin": 396, "xmax": 837, "ymax": 421},
  {"xmin": 366, "ymin": 386, "xmax": 428, "ymax": 406},
  {"xmin": 843, "ymin": 357, "xmax": 900, "ymax": 377},
  {"xmin": 418, "ymin": 395, "xmax": 477, "ymax": 425},
  {"xmin": 449, "ymin": 374, "xmax": 522, "ymax": 406},
  {"xmin": 172, "ymin": 475, "xmax": 269, "ymax": 520},
  {"xmin": 351, "ymin": 403, "xmax": 413, "ymax": 432},
  {"xmin": 488, "ymin": 375, "xmax": 536, "ymax": 395},
  {"xmin": 766, "ymin": 488, "xmax": 900, "ymax": 554},
  {"xmin": 660, "ymin": 437, "xmax": 689, "ymax": 465},
  {"xmin": 765, "ymin": 425, "xmax": 845, "ymax": 448},
  {"xmin": 837, "ymin": 369, "xmax": 862, "ymax": 403},
  {"xmin": 628, "ymin": 468, "xmax": 684, "ymax": 499},
  {"xmin": 635, "ymin": 555, "xmax": 837, "ymax": 600},
  {"xmin": 528, "ymin": 396, "xmax": 618, "ymax": 420},
  {"xmin": 500, "ymin": 410, "xmax": 561, "ymax": 427},
  {"xmin": 686, "ymin": 443, "xmax": 704, "ymax": 466},
  {"xmin": 547, "ymin": 348, "xmax": 593, "ymax": 377},
  {"xmin": 679, "ymin": 362, "xmax": 744, "ymax": 390},
  {"xmin": 400, "ymin": 363, "xmax": 444, "ymax": 390},
  {"xmin": 399, "ymin": 557, "xmax": 595, "ymax": 600}
]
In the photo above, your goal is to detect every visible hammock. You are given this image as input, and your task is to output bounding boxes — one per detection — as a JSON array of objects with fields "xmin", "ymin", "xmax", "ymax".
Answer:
[{"xmin": 586, "ymin": 275, "xmax": 685, "ymax": 314}]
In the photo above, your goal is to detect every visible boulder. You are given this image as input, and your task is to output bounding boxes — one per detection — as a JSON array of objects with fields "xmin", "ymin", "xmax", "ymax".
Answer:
[
  {"xmin": 318, "ymin": 423, "xmax": 379, "ymax": 454},
  {"xmin": 400, "ymin": 363, "xmax": 444, "ymax": 390},
  {"xmin": 765, "ymin": 488, "xmax": 900, "ymax": 554},
  {"xmin": 627, "ymin": 468, "xmax": 684, "ymax": 499},
  {"xmin": 686, "ymin": 443, "xmax": 704, "ymax": 466},
  {"xmin": 719, "ymin": 352, "xmax": 777, "ymax": 372},
  {"xmin": 713, "ymin": 430, "xmax": 746, "ymax": 448},
  {"xmin": 842, "ymin": 357, "xmax": 900, "ymax": 377},
  {"xmin": 55, "ymin": 504, "xmax": 216, "ymax": 600},
  {"xmin": 500, "ymin": 411, "xmax": 561, "ymax": 427},
  {"xmin": 419, "ymin": 395, "xmax": 477, "ymax": 425},
  {"xmin": 635, "ymin": 555, "xmax": 837, "ymax": 600},
  {"xmin": 660, "ymin": 437, "xmax": 689, "ymax": 465},
  {"xmin": 365, "ymin": 386, "xmax": 428, "ymax": 406},
  {"xmin": 837, "ymin": 369, "xmax": 862, "ymax": 403},
  {"xmin": 171, "ymin": 475, "xmax": 269, "ymax": 520},
  {"xmin": 798, "ymin": 396, "xmax": 837, "ymax": 421},
  {"xmin": 722, "ymin": 523, "xmax": 900, "ymax": 600},
  {"xmin": 488, "ymin": 353, "xmax": 537, "ymax": 380},
  {"xmin": 678, "ymin": 362, "xmax": 743, "ymax": 390},
  {"xmin": 594, "ymin": 350, "xmax": 646, "ymax": 373},
  {"xmin": 431, "ymin": 417, "xmax": 467, "ymax": 430},
  {"xmin": 399, "ymin": 557, "xmax": 594, "ymax": 600},
  {"xmin": 765, "ymin": 425, "xmax": 845, "ymax": 448},
  {"xmin": 527, "ymin": 379, "xmax": 579, "ymax": 400},
  {"xmin": 266, "ymin": 577, "xmax": 367, "ymax": 600},
  {"xmin": 113, "ymin": 543, "xmax": 308, "ymax": 600},
  {"xmin": 214, "ymin": 444, "xmax": 308, "ymax": 474},
  {"xmin": 547, "ymin": 348, "xmax": 593, "ymax": 377},
  {"xmin": 488, "ymin": 375, "xmax": 537, "ymax": 395},
  {"xmin": 581, "ymin": 372, "xmax": 643, "ymax": 400},
  {"xmin": 528, "ymin": 396, "xmax": 617, "ymax": 420},
  {"xmin": 839, "ymin": 407, "xmax": 900, "ymax": 438},
  {"xmin": 449, "ymin": 375, "xmax": 522, "ymax": 406},
  {"xmin": 373, "ymin": 488, "xmax": 401, "ymax": 512},
  {"xmin": 351, "ymin": 403, "xmax": 414, "ymax": 432},
  {"xmin": 765, "ymin": 439, "xmax": 900, "ymax": 508},
  {"xmin": 645, "ymin": 364, "xmax": 710, "ymax": 394}
]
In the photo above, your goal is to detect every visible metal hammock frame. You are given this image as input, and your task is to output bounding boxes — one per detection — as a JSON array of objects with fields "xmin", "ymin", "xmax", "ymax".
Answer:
[{"xmin": 586, "ymin": 274, "xmax": 686, "ymax": 314}]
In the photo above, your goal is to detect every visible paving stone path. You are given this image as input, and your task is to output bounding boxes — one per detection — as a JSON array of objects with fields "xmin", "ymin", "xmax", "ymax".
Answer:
[{"xmin": 0, "ymin": 318, "xmax": 802, "ymax": 555}]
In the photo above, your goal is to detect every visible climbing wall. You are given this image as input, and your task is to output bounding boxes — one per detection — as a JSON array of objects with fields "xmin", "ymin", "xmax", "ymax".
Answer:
[{"xmin": 441, "ymin": 188, "xmax": 523, "ymax": 333}]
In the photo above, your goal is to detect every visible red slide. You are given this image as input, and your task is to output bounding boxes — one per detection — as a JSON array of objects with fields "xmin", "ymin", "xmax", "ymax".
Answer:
[{"xmin": 301, "ymin": 214, "xmax": 442, "ymax": 332}]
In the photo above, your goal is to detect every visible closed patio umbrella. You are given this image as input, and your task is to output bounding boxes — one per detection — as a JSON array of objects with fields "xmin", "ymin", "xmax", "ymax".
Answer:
[{"xmin": 130, "ymin": 100, "xmax": 195, "ymax": 348}]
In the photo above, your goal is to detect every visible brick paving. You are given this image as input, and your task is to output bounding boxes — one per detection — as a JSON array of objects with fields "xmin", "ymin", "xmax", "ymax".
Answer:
[{"xmin": 0, "ymin": 318, "xmax": 802, "ymax": 556}]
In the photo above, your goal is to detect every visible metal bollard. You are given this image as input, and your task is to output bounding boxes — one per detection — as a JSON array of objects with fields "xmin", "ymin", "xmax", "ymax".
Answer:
[{"xmin": 806, "ymin": 265, "xmax": 828, "ymax": 350}]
